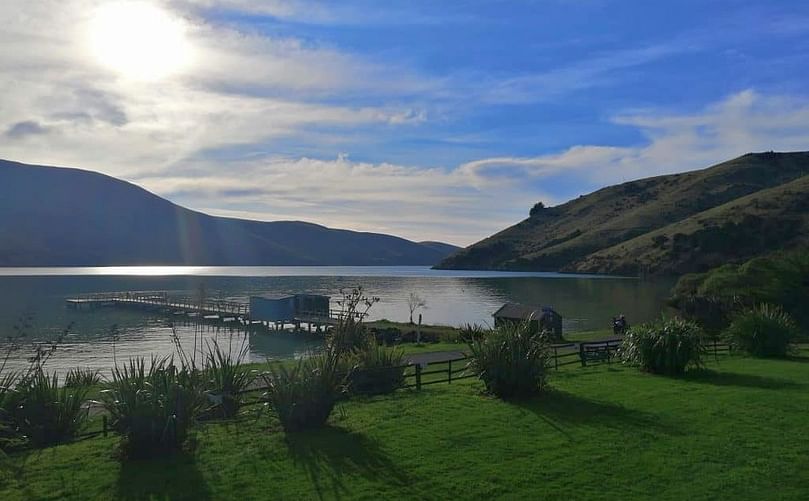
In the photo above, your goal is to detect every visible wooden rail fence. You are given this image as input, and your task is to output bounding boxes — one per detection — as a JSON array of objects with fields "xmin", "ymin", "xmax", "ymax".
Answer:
[{"xmin": 66, "ymin": 338, "xmax": 737, "ymax": 441}]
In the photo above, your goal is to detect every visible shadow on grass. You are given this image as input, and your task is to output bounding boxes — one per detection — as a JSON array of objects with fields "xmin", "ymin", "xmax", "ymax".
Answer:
[
  {"xmin": 513, "ymin": 390, "xmax": 678, "ymax": 441},
  {"xmin": 284, "ymin": 425, "xmax": 411, "ymax": 500},
  {"xmin": 680, "ymin": 369, "xmax": 802, "ymax": 389},
  {"xmin": 116, "ymin": 451, "xmax": 211, "ymax": 500}
]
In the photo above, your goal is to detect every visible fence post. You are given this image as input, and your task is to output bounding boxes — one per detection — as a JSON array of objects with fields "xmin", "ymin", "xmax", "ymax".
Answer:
[
  {"xmin": 102, "ymin": 415, "xmax": 108, "ymax": 437},
  {"xmin": 579, "ymin": 343, "xmax": 586, "ymax": 367},
  {"xmin": 448, "ymin": 359, "xmax": 452, "ymax": 384},
  {"xmin": 714, "ymin": 339, "xmax": 718, "ymax": 361},
  {"xmin": 415, "ymin": 364, "xmax": 422, "ymax": 391},
  {"xmin": 553, "ymin": 346, "xmax": 558, "ymax": 370}
]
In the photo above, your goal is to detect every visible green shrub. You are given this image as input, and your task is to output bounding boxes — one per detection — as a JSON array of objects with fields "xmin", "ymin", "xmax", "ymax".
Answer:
[
  {"xmin": 349, "ymin": 344, "xmax": 405, "ymax": 396},
  {"xmin": 620, "ymin": 317, "xmax": 704, "ymax": 375},
  {"xmin": 102, "ymin": 357, "xmax": 205, "ymax": 458},
  {"xmin": 467, "ymin": 321, "xmax": 550, "ymax": 399},
  {"xmin": 726, "ymin": 304, "xmax": 798, "ymax": 357},
  {"xmin": 65, "ymin": 367, "xmax": 102, "ymax": 388},
  {"xmin": 672, "ymin": 248, "xmax": 809, "ymax": 333},
  {"xmin": 262, "ymin": 352, "xmax": 348, "ymax": 432},
  {"xmin": 0, "ymin": 370, "xmax": 20, "ymax": 451},
  {"xmin": 202, "ymin": 340, "xmax": 255, "ymax": 418},
  {"xmin": 11, "ymin": 369, "xmax": 90, "ymax": 447},
  {"xmin": 459, "ymin": 324, "xmax": 486, "ymax": 344}
]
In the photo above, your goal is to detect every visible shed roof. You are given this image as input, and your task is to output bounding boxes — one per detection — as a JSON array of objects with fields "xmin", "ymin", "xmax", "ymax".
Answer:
[
  {"xmin": 492, "ymin": 302, "xmax": 559, "ymax": 319},
  {"xmin": 251, "ymin": 293, "xmax": 330, "ymax": 301},
  {"xmin": 252, "ymin": 294, "xmax": 295, "ymax": 301}
]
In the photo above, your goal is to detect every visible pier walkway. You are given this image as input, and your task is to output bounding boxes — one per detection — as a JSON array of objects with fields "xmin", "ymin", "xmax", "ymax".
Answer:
[{"xmin": 66, "ymin": 291, "xmax": 352, "ymax": 328}]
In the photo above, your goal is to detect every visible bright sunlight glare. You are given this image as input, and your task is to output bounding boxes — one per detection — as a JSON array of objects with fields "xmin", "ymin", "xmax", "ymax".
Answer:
[{"xmin": 87, "ymin": 1, "xmax": 192, "ymax": 81}]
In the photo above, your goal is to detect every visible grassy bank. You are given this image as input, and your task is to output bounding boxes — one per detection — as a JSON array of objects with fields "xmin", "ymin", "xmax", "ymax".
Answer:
[
  {"xmin": 366, "ymin": 319, "xmax": 464, "ymax": 342},
  {"xmin": 3, "ymin": 350, "xmax": 809, "ymax": 500}
]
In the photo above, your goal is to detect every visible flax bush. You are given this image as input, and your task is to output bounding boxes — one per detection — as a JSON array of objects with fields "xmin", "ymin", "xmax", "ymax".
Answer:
[
  {"xmin": 467, "ymin": 321, "xmax": 551, "ymax": 399},
  {"xmin": 102, "ymin": 357, "xmax": 205, "ymax": 458},
  {"xmin": 726, "ymin": 304, "xmax": 798, "ymax": 358},
  {"xmin": 64, "ymin": 367, "xmax": 102, "ymax": 388},
  {"xmin": 349, "ymin": 343, "xmax": 406, "ymax": 396},
  {"xmin": 262, "ymin": 352, "xmax": 348, "ymax": 432},
  {"xmin": 620, "ymin": 317, "xmax": 704, "ymax": 375},
  {"xmin": 262, "ymin": 287, "xmax": 380, "ymax": 431},
  {"xmin": 11, "ymin": 369, "xmax": 91, "ymax": 447},
  {"xmin": 202, "ymin": 340, "xmax": 255, "ymax": 418},
  {"xmin": 0, "ymin": 371, "xmax": 20, "ymax": 451}
]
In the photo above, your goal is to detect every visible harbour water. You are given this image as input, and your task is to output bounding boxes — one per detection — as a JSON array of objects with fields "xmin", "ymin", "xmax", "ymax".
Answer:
[{"xmin": 0, "ymin": 266, "xmax": 674, "ymax": 373}]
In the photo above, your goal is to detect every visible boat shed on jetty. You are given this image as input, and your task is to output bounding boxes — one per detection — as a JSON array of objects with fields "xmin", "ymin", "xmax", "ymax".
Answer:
[
  {"xmin": 249, "ymin": 294, "xmax": 331, "ymax": 328},
  {"xmin": 492, "ymin": 302, "xmax": 563, "ymax": 340}
]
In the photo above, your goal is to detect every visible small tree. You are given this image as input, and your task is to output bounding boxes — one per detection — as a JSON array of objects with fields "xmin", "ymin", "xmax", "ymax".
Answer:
[
  {"xmin": 407, "ymin": 292, "xmax": 426, "ymax": 324},
  {"xmin": 529, "ymin": 201, "xmax": 545, "ymax": 216}
]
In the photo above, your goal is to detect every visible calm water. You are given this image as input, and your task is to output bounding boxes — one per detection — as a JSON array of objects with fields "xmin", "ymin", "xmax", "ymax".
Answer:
[{"xmin": 0, "ymin": 266, "xmax": 674, "ymax": 373}]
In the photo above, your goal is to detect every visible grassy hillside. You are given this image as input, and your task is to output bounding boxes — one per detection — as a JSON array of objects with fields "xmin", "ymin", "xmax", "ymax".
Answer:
[
  {"xmin": 575, "ymin": 175, "xmax": 809, "ymax": 275},
  {"xmin": 0, "ymin": 160, "xmax": 458, "ymax": 266},
  {"xmin": 438, "ymin": 151, "xmax": 809, "ymax": 275}
]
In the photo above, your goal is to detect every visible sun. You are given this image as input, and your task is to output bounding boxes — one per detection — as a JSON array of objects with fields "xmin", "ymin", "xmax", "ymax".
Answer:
[{"xmin": 87, "ymin": 1, "xmax": 192, "ymax": 81}]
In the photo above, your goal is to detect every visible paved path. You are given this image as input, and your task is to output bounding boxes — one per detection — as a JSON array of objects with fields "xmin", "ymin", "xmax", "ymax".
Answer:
[{"xmin": 405, "ymin": 350, "xmax": 466, "ymax": 366}]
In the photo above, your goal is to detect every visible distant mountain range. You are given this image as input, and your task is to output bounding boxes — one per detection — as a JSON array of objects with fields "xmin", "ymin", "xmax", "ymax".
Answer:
[
  {"xmin": 0, "ymin": 160, "xmax": 459, "ymax": 267},
  {"xmin": 437, "ymin": 151, "xmax": 809, "ymax": 276}
]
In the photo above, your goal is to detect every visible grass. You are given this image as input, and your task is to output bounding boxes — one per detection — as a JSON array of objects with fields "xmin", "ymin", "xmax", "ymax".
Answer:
[
  {"xmin": 366, "ymin": 319, "xmax": 464, "ymax": 343},
  {"xmin": 562, "ymin": 329, "xmax": 615, "ymax": 342},
  {"xmin": 4, "ymin": 351, "xmax": 808, "ymax": 500}
]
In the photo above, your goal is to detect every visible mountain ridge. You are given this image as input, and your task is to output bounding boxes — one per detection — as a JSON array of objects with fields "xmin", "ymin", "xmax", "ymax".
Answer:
[
  {"xmin": 0, "ymin": 159, "xmax": 459, "ymax": 266},
  {"xmin": 437, "ymin": 151, "xmax": 809, "ymax": 276}
]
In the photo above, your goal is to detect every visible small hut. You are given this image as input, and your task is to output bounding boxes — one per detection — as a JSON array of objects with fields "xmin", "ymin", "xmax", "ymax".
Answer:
[
  {"xmin": 249, "ymin": 293, "xmax": 330, "ymax": 323},
  {"xmin": 492, "ymin": 302, "xmax": 563, "ymax": 340}
]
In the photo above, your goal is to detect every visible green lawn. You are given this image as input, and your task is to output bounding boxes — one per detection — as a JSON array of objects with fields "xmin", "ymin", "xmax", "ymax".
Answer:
[
  {"xmin": 563, "ymin": 328, "xmax": 616, "ymax": 342},
  {"xmin": 3, "ymin": 352, "xmax": 809, "ymax": 500}
]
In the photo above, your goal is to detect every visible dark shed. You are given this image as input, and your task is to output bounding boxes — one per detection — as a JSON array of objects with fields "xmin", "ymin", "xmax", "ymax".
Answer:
[
  {"xmin": 492, "ymin": 302, "xmax": 563, "ymax": 340},
  {"xmin": 249, "ymin": 293, "xmax": 330, "ymax": 322}
]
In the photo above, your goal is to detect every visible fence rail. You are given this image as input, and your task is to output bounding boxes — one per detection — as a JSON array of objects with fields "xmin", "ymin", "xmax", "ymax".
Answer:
[{"xmin": 57, "ymin": 337, "xmax": 741, "ymax": 443}]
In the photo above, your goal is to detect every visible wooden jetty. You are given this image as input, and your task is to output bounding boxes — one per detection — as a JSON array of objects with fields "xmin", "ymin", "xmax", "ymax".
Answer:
[
  {"xmin": 66, "ymin": 291, "xmax": 360, "ymax": 332},
  {"xmin": 67, "ymin": 291, "xmax": 249, "ymax": 318}
]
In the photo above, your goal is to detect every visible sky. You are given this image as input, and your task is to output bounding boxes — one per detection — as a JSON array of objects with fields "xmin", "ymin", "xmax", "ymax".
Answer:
[{"xmin": 1, "ymin": 0, "xmax": 809, "ymax": 246}]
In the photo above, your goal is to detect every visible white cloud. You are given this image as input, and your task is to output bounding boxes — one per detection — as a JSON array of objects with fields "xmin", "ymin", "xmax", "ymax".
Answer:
[
  {"xmin": 2, "ymin": 1, "xmax": 809, "ymax": 247},
  {"xmin": 0, "ymin": 0, "xmax": 432, "ymax": 177},
  {"xmin": 134, "ymin": 154, "xmax": 554, "ymax": 245},
  {"xmin": 459, "ymin": 90, "xmax": 809, "ymax": 188},
  {"xmin": 120, "ymin": 90, "xmax": 809, "ymax": 246}
]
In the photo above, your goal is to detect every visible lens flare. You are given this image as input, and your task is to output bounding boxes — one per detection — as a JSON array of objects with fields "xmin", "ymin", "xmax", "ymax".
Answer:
[{"xmin": 87, "ymin": 1, "xmax": 192, "ymax": 81}]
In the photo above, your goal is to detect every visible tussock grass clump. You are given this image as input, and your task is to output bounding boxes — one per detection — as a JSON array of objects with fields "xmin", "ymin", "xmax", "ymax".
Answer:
[
  {"xmin": 459, "ymin": 323, "xmax": 487, "ymax": 344},
  {"xmin": 0, "ymin": 371, "xmax": 21, "ymax": 451},
  {"xmin": 262, "ymin": 287, "xmax": 378, "ymax": 431},
  {"xmin": 467, "ymin": 321, "xmax": 551, "ymax": 399},
  {"xmin": 726, "ymin": 304, "xmax": 798, "ymax": 358},
  {"xmin": 620, "ymin": 317, "xmax": 704, "ymax": 375},
  {"xmin": 202, "ymin": 340, "xmax": 255, "ymax": 418},
  {"xmin": 102, "ymin": 357, "xmax": 205, "ymax": 458},
  {"xmin": 10, "ymin": 369, "xmax": 90, "ymax": 447},
  {"xmin": 64, "ymin": 367, "xmax": 102, "ymax": 388},
  {"xmin": 263, "ymin": 353, "xmax": 348, "ymax": 432},
  {"xmin": 349, "ymin": 344, "xmax": 405, "ymax": 396}
]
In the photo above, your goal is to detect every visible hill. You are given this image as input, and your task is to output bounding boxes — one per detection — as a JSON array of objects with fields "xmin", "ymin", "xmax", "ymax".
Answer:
[
  {"xmin": 0, "ymin": 160, "xmax": 459, "ymax": 266},
  {"xmin": 438, "ymin": 151, "xmax": 809, "ymax": 275}
]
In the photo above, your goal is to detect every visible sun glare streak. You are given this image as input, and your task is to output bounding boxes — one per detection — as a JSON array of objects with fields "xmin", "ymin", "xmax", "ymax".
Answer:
[
  {"xmin": 86, "ymin": 266, "xmax": 211, "ymax": 276},
  {"xmin": 87, "ymin": 1, "xmax": 193, "ymax": 81}
]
